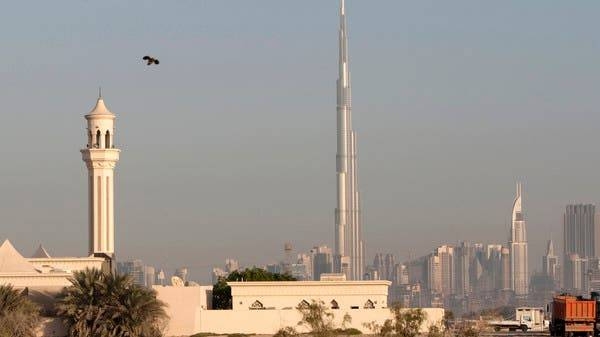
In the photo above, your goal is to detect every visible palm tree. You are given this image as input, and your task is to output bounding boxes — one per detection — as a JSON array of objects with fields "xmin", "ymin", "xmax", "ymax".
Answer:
[
  {"xmin": 56, "ymin": 268, "xmax": 168, "ymax": 337},
  {"xmin": 0, "ymin": 284, "xmax": 40, "ymax": 337}
]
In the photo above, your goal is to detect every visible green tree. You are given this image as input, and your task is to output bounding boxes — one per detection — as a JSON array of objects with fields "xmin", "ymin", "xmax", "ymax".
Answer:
[
  {"xmin": 442, "ymin": 310, "xmax": 454, "ymax": 329},
  {"xmin": 427, "ymin": 324, "xmax": 444, "ymax": 337},
  {"xmin": 297, "ymin": 300, "xmax": 335, "ymax": 337},
  {"xmin": 371, "ymin": 304, "xmax": 426, "ymax": 337},
  {"xmin": 56, "ymin": 268, "xmax": 168, "ymax": 337},
  {"xmin": 0, "ymin": 285, "xmax": 40, "ymax": 337},
  {"xmin": 212, "ymin": 267, "xmax": 296, "ymax": 309},
  {"xmin": 212, "ymin": 278, "xmax": 232, "ymax": 310}
]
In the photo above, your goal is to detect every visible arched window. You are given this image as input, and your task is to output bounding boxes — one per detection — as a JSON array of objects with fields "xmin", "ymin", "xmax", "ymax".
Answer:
[
  {"xmin": 105, "ymin": 130, "xmax": 111, "ymax": 149},
  {"xmin": 331, "ymin": 300, "xmax": 339, "ymax": 309},
  {"xmin": 297, "ymin": 300, "xmax": 310, "ymax": 309},
  {"xmin": 364, "ymin": 299, "xmax": 375, "ymax": 309},
  {"xmin": 250, "ymin": 300, "xmax": 264, "ymax": 310},
  {"xmin": 95, "ymin": 130, "xmax": 101, "ymax": 148},
  {"xmin": 87, "ymin": 130, "xmax": 92, "ymax": 148}
]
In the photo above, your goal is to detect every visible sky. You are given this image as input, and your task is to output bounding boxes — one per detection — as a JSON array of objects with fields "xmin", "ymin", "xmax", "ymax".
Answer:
[{"xmin": 1, "ymin": 1, "xmax": 600, "ymax": 283}]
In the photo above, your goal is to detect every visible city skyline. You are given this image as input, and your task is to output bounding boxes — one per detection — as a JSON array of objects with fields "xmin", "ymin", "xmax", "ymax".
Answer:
[{"xmin": 1, "ymin": 1, "xmax": 600, "ymax": 283}]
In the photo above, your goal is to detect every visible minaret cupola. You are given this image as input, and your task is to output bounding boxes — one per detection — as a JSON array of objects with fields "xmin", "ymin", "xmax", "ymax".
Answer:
[{"xmin": 85, "ymin": 96, "xmax": 116, "ymax": 150}]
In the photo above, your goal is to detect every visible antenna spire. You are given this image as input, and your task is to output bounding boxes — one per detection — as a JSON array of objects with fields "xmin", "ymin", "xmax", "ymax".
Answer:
[{"xmin": 98, "ymin": 86, "xmax": 102, "ymax": 99}]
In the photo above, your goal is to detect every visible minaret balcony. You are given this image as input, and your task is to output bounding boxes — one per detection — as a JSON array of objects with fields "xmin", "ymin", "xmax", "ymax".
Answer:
[{"xmin": 80, "ymin": 148, "xmax": 120, "ymax": 163}]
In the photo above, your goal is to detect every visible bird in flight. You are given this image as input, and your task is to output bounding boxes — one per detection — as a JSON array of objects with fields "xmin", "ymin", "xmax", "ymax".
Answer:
[{"xmin": 142, "ymin": 55, "xmax": 160, "ymax": 65}]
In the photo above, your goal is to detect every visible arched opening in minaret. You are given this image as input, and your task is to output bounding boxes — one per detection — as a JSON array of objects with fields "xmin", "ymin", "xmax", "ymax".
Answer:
[
  {"xmin": 105, "ymin": 130, "xmax": 111, "ymax": 149},
  {"xmin": 95, "ymin": 130, "xmax": 101, "ymax": 148},
  {"xmin": 87, "ymin": 130, "xmax": 92, "ymax": 148}
]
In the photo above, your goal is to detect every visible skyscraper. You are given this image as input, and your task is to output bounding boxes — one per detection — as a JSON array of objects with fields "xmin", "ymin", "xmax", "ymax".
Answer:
[
  {"xmin": 117, "ymin": 260, "xmax": 145, "ymax": 286},
  {"xmin": 564, "ymin": 204, "xmax": 596, "ymax": 291},
  {"xmin": 543, "ymin": 239, "xmax": 559, "ymax": 287},
  {"xmin": 384, "ymin": 254, "xmax": 396, "ymax": 282},
  {"xmin": 435, "ymin": 245, "xmax": 455, "ymax": 297},
  {"xmin": 501, "ymin": 247, "xmax": 511, "ymax": 291},
  {"xmin": 373, "ymin": 254, "xmax": 384, "ymax": 280},
  {"xmin": 334, "ymin": 0, "xmax": 364, "ymax": 280},
  {"xmin": 312, "ymin": 246, "xmax": 333, "ymax": 281},
  {"xmin": 145, "ymin": 266, "xmax": 156, "ymax": 287},
  {"xmin": 564, "ymin": 204, "xmax": 596, "ymax": 259},
  {"xmin": 81, "ymin": 95, "xmax": 121, "ymax": 258},
  {"xmin": 455, "ymin": 242, "xmax": 473, "ymax": 297},
  {"xmin": 509, "ymin": 182, "xmax": 528, "ymax": 297}
]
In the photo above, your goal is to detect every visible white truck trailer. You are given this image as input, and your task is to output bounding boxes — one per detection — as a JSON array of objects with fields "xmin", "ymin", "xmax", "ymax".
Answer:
[{"xmin": 488, "ymin": 307, "xmax": 546, "ymax": 332}]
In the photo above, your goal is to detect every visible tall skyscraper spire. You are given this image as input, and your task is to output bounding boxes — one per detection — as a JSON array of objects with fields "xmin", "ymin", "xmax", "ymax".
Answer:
[
  {"xmin": 509, "ymin": 182, "xmax": 528, "ymax": 297},
  {"xmin": 335, "ymin": 0, "xmax": 364, "ymax": 280}
]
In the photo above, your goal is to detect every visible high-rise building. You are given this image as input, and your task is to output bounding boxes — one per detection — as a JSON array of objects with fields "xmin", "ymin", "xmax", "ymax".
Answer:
[
  {"xmin": 509, "ymin": 182, "xmax": 528, "ymax": 297},
  {"xmin": 564, "ymin": 253, "xmax": 585, "ymax": 292},
  {"xmin": 297, "ymin": 253, "xmax": 313, "ymax": 281},
  {"xmin": 427, "ymin": 253, "xmax": 442, "ymax": 294},
  {"xmin": 145, "ymin": 266, "xmax": 156, "ymax": 287},
  {"xmin": 455, "ymin": 242, "xmax": 473, "ymax": 297},
  {"xmin": 564, "ymin": 204, "xmax": 596, "ymax": 291},
  {"xmin": 334, "ymin": 0, "xmax": 364, "ymax": 280},
  {"xmin": 373, "ymin": 254, "xmax": 384, "ymax": 280},
  {"xmin": 81, "ymin": 94, "xmax": 121, "ymax": 258},
  {"xmin": 384, "ymin": 254, "xmax": 396, "ymax": 282},
  {"xmin": 312, "ymin": 245, "xmax": 333, "ymax": 281},
  {"xmin": 487, "ymin": 244, "xmax": 503, "ymax": 291},
  {"xmin": 564, "ymin": 204, "xmax": 596, "ymax": 258},
  {"xmin": 395, "ymin": 264, "xmax": 409, "ymax": 285},
  {"xmin": 500, "ymin": 247, "xmax": 511, "ymax": 291},
  {"xmin": 117, "ymin": 260, "xmax": 145, "ymax": 286},
  {"xmin": 157, "ymin": 269, "xmax": 166, "ymax": 286},
  {"xmin": 435, "ymin": 245, "xmax": 455, "ymax": 297},
  {"xmin": 542, "ymin": 240, "xmax": 559, "ymax": 287}
]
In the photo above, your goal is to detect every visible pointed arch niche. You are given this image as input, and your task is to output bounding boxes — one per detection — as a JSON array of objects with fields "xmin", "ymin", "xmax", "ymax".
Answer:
[
  {"xmin": 249, "ymin": 300, "xmax": 264, "ymax": 310},
  {"xmin": 297, "ymin": 300, "xmax": 310, "ymax": 309}
]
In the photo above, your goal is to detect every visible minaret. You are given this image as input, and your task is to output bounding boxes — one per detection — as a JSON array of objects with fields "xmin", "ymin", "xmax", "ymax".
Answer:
[
  {"xmin": 509, "ymin": 182, "xmax": 528, "ymax": 297},
  {"xmin": 81, "ymin": 93, "xmax": 120, "ymax": 258},
  {"xmin": 335, "ymin": 0, "xmax": 364, "ymax": 280}
]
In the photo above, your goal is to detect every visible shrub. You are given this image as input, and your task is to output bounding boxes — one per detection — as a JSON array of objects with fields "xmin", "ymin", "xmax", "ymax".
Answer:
[{"xmin": 274, "ymin": 327, "xmax": 298, "ymax": 337}]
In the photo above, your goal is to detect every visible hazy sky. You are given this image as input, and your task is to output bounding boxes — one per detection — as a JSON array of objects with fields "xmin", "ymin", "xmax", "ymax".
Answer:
[{"xmin": 1, "ymin": 1, "xmax": 600, "ymax": 283}]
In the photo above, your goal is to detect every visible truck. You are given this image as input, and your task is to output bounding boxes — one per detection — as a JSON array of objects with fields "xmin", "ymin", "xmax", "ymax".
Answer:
[
  {"xmin": 488, "ymin": 307, "xmax": 546, "ymax": 332},
  {"xmin": 550, "ymin": 295, "xmax": 595, "ymax": 337}
]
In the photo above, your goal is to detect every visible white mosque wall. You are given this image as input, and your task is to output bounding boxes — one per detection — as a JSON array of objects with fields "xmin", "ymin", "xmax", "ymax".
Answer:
[
  {"xmin": 154, "ymin": 285, "xmax": 444, "ymax": 337},
  {"xmin": 228, "ymin": 281, "xmax": 390, "ymax": 311}
]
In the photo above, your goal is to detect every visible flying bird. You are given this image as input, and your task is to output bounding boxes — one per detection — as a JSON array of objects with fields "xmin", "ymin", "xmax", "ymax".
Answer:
[{"xmin": 142, "ymin": 55, "xmax": 159, "ymax": 65}]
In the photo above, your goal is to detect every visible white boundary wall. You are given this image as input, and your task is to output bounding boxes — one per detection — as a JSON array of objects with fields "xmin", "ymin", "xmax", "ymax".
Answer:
[
  {"xmin": 198, "ymin": 308, "xmax": 444, "ymax": 335},
  {"xmin": 156, "ymin": 287, "xmax": 443, "ymax": 337}
]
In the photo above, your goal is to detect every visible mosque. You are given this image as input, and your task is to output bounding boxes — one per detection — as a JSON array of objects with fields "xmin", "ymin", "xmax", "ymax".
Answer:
[{"xmin": 0, "ymin": 96, "xmax": 117, "ymax": 305}]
